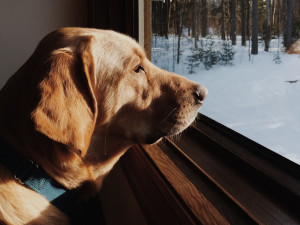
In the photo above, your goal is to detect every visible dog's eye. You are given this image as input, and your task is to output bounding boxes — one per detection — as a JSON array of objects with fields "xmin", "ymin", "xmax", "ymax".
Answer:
[{"xmin": 134, "ymin": 65, "xmax": 145, "ymax": 74}]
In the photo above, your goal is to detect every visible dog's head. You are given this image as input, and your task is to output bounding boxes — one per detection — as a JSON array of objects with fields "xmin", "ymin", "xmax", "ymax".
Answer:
[{"xmin": 31, "ymin": 28, "xmax": 207, "ymax": 157}]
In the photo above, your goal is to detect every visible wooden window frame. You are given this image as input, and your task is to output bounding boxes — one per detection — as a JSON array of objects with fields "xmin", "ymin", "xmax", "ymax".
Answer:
[
  {"xmin": 120, "ymin": 114, "xmax": 300, "ymax": 224},
  {"xmin": 89, "ymin": 1, "xmax": 300, "ymax": 224}
]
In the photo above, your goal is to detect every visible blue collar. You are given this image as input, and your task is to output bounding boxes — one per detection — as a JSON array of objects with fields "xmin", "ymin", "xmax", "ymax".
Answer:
[{"xmin": 0, "ymin": 139, "xmax": 77, "ymax": 221}]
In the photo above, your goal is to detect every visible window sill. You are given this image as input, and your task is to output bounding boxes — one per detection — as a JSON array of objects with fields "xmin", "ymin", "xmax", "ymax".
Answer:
[{"xmin": 120, "ymin": 113, "xmax": 300, "ymax": 225}]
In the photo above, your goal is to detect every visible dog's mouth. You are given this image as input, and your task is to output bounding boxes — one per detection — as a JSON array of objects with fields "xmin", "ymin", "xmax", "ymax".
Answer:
[
  {"xmin": 144, "ymin": 118, "xmax": 195, "ymax": 144},
  {"xmin": 144, "ymin": 107, "xmax": 199, "ymax": 144}
]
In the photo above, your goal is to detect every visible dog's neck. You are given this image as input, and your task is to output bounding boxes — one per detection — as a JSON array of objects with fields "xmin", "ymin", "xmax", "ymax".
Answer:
[{"xmin": 84, "ymin": 131, "xmax": 133, "ymax": 189}]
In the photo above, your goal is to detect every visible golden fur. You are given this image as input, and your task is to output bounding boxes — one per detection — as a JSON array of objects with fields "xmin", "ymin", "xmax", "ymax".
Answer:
[{"xmin": 0, "ymin": 27, "xmax": 207, "ymax": 224}]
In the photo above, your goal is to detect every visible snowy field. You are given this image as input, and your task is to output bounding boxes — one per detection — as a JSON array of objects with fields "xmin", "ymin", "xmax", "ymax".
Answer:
[{"xmin": 152, "ymin": 34, "xmax": 300, "ymax": 164}]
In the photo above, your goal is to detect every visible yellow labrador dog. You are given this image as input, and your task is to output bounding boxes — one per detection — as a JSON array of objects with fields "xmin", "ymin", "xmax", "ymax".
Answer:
[{"xmin": 0, "ymin": 27, "xmax": 207, "ymax": 224}]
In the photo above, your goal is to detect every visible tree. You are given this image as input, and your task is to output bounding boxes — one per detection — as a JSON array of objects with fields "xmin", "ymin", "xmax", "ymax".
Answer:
[
  {"xmin": 194, "ymin": 0, "xmax": 200, "ymax": 47},
  {"xmin": 285, "ymin": 0, "xmax": 294, "ymax": 50},
  {"xmin": 201, "ymin": 0, "xmax": 208, "ymax": 37},
  {"xmin": 246, "ymin": 0, "xmax": 250, "ymax": 40},
  {"xmin": 165, "ymin": 0, "xmax": 170, "ymax": 39},
  {"xmin": 264, "ymin": 0, "xmax": 271, "ymax": 51},
  {"xmin": 231, "ymin": 0, "xmax": 237, "ymax": 45},
  {"xmin": 292, "ymin": 0, "xmax": 300, "ymax": 43},
  {"xmin": 251, "ymin": 0, "xmax": 258, "ymax": 54},
  {"xmin": 272, "ymin": 0, "xmax": 281, "ymax": 37},
  {"xmin": 177, "ymin": 0, "xmax": 186, "ymax": 64},
  {"xmin": 241, "ymin": 0, "xmax": 247, "ymax": 46},
  {"xmin": 221, "ymin": 0, "xmax": 226, "ymax": 40}
]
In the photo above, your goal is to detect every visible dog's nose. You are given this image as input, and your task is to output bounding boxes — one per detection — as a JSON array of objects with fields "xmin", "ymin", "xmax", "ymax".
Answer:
[{"xmin": 193, "ymin": 85, "xmax": 208, "ymax": 104}]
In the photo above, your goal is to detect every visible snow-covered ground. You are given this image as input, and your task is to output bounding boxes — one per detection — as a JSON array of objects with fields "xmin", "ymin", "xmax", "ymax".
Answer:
[{"xmin": 152, "ymin": 35, "xmax": 300, "ymax": 164}]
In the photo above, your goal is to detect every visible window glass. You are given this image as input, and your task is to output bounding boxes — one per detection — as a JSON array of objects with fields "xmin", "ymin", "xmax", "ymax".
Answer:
[{"xmin": 151, "ymin": 0, "xmax": 300, "ymax": 164}]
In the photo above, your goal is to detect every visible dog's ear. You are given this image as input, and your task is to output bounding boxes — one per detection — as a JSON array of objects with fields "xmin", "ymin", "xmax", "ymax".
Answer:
[{"xmin": 31, "ymin": 37, "xmax": 97, "ymax": 157}]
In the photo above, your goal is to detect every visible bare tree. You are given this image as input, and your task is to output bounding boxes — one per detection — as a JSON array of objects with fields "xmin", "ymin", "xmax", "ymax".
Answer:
[
  {"xmin": 246, "ymin": 0, "xmax": 250, "ymax": 41},
  {"xmin": 165, "ymin": 0, "xmax": 170, "ymax": 39},
  {"xmin": 225, "ymin": 0, "xmax": 231, "ymax": 40},
  {"xmin": 241, "ymin": 0, "xmax": 246, "ymax": 46},
  {"xmin": 264, "ymin": 0, "xmax": 271, "ymax": 51},
  {"xmin": 194, "ymin": 0, "xmax": 200, "ymax": 47},
  {"xmin": 273, "ymin": 0, "xmax": 281, "ymax": 37},
  {"xmin": 201, "ymin": 0, "xmax": 208, "ymax": 37},
  {"xmin": 282, "ymin": 0, "xmax": 287, "ymax": 44},
  {"xmin": 221, "ymin": 0, "xmax": 226, "ymax": 40},
  {"xmin": 177, "ymin": 0, "xmax": 186, "ymax": 64},
  {"xmin": 251, "ymin": 0, "xmax": 258, "ymax": 54},
  {"xmin": 231, "ymin": 0, "xmax": 237, "ymax": 45},
  {"xmin": 285, "ymin": 0, "xmax": 294, "ymax": 50},
  {"xmin": 271, "ymin": 0, "xmax": 276, "ymax": 31}
]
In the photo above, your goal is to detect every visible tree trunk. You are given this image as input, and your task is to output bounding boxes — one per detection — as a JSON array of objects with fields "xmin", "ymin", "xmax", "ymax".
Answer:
[
  {"xmin": 274, "ymin": 0, "xmax": 281, "ymax": 37},
  {"xmin": 246, "ymin": 0, "xmax": 250, "ymax": 40},
  {"xmin": 226, "ymin": 0, "xmax": 231, "ymax": 40},
  {"xmin": 201, "ymin": 0, "xmax": 207, "ymax": 37},
  {"xmin": 177, "ymin": 0, "xmax": 186, "ymax": 64},
  {"xmin": 192, "ymin": 0, "xmax": 195, "ymax": 37},
  {"xmin": 177, "ymin": 31, "xmax": 181, "ymax": 64},
  {"xmin": 231, "ymin": 0, "xmax": 236, "ymax": 45},
  {"xmin": 282, "ymin": 0, "xmax": 287, "ymax": 47},
  {"xmin": 221, "ymin": 0, "xmax": 226, "ymax": 40},
  {"xmin": 285, "ymin": 0, "xmax": 294, "ymax": 50},
  {"xmin": 165, "ymin": 0, "xmax": 170, "ymax": 39},
  {"xmin": 264, "ymin": 0, "xmax": 271, "ymax": 51},
  {"xmin": 251, "ymin": 0, "xmax": 258, "ymax": 54},
  {"xmin": 241, "ymin": 0, "xmax": 246, "ymax": 46},
  {"xmin": 194, "ymin": 0, "xmax": 199, "ymax": 48},
  {"xmin": 271, "ymin": 0, "xmax": 276, "ymax": 32}
]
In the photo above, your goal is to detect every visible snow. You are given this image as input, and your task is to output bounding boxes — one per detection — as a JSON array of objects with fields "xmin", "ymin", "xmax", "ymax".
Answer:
[{"xmin": 152, "ymin": 35, "xmax": 300, "ymax": 164}]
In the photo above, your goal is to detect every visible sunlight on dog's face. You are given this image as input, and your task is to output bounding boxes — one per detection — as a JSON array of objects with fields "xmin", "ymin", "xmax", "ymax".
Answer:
[{"xmin": 94, "ymin": 32, "xmax": 207, "ymax": 145}]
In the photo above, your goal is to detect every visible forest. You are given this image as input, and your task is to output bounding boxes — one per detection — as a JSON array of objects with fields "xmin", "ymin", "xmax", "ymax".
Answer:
[
  {"xmin": 152, "ymin": 0, "xmax": 300, "ymax": 60},
  {"xmin": 151, "ymin": 0, "xmax": 300, "ymax": 164}
]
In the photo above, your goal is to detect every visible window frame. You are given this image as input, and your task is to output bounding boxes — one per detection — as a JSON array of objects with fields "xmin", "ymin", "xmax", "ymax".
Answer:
[{"xmin": 120, "ymin": 114, "xmax": 300, "ymax": 224}]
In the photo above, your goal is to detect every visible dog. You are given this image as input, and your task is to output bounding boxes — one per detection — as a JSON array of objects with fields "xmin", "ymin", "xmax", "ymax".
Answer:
[{"xmin": 0, "ymin": 27, "xmax": 207, "ymax": 224}]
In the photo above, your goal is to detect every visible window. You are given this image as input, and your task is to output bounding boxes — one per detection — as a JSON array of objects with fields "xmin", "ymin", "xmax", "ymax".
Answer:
[
  {"xmin": 150, "ymin": 0, "xmax": 300, "ymax": 165},
  {"xmin": 87, "ymin": 1, "xmax": 300, "ymax": 224},
  {"xmin": 120, "ymin": 1, "xmax": 300, "ymax": 225}
]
